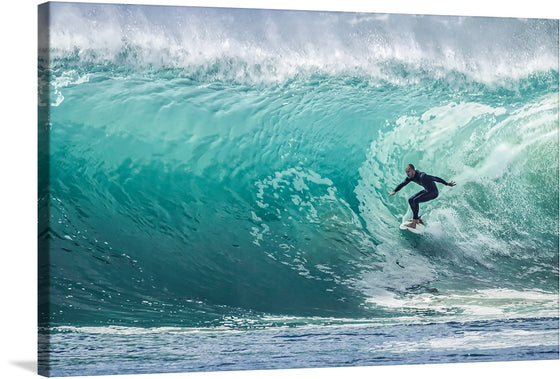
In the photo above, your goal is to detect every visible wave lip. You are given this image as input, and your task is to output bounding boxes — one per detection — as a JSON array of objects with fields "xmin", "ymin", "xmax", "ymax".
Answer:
[{"xmin": 43, "ymin": 3, "xmax": 559, "ymax": 84}]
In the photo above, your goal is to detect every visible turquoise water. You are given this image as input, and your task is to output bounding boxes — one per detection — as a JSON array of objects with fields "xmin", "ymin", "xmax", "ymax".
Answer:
[{"xmin": 38, "ymin": 3, "xmax": 559, "ymax": 376}]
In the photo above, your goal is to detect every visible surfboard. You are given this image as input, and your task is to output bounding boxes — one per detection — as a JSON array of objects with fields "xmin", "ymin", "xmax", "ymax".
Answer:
[{"xmin": 399, "ymin": 220, "xmax": 426, "ymax": 234}]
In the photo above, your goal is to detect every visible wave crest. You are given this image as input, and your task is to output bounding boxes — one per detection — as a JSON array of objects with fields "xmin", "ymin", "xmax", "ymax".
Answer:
[{"xmin": 42, "ymin": 3, "xmax": 559, "ymax": 85}]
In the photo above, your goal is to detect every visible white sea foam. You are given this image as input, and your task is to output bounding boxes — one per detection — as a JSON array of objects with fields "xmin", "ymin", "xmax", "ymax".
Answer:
[
  {"xmin": 364, "ymin": 287, "xmax": 559, "ymax": 322},
  {"xmin": 44, "ymin": 3, "xmax": 559, "ymax": 84}
]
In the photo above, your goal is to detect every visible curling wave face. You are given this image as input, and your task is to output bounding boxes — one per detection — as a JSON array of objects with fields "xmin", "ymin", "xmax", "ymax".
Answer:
[{"xmin": 38, "ymin": 3, "xmax": 559, "ymax": 328}]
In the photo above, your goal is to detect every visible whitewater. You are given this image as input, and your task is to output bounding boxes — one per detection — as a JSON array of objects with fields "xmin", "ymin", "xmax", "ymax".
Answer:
[{"xmin": 38, "ymin": 3, "xmax": 559, "ymax": 376}]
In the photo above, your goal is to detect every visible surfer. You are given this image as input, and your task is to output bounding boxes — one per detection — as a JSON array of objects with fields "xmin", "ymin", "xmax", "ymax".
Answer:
[{"xmin": 389, "ymin": 164, "xmax": 456, "ymax": 228}]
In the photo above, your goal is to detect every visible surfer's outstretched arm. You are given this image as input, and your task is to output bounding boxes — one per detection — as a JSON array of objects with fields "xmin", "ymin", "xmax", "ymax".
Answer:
[
  {"xmin": 429, "ymin": 175, "xmax": 456, "ymax": 187},
  {"xmin": 390, "ymin": 178, "xmax": 411, "ymax": 196}
]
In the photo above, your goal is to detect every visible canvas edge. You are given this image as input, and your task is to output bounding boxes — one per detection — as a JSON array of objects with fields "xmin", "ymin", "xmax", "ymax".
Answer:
[{"xmin": 38, "ymin": 2, "xmax": 52, "ymax": 377}]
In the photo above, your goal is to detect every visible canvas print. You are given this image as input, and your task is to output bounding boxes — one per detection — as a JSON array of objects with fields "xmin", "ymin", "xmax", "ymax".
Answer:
[{"xmin": 38, "ymin": 1, "xmax": 559, "ymax": 377}]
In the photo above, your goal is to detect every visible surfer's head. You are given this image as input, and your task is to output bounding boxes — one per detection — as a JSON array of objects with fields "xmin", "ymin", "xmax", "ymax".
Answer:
[{"xmin": 405, "ymin": 164, "xmax": 416, "ymax": 179}]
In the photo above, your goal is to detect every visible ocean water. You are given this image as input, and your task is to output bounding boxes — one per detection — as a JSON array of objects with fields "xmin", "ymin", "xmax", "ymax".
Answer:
[{"xmin": 38, "ymin": 3, "xmax": 559, "ymax": 377}]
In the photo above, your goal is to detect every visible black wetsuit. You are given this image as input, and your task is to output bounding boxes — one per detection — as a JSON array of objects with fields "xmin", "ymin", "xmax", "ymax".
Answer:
[{"xmin": 393, "ymin": 170, "xmax": 448, "ymax": 220}]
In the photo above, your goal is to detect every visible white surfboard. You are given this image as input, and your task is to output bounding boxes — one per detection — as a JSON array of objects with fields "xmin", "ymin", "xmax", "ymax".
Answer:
[{"xmin": 399, "ymin": 220, "xmax": 426, "ymax": 234}]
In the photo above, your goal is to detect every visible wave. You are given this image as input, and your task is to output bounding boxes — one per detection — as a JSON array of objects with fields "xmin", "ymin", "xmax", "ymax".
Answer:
[{"xmin": 39, "ymin": 3, "xmax": 559, "ymax": 328}]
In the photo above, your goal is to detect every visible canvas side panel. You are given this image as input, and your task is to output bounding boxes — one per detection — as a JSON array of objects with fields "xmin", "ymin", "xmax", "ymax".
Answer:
[{"xmin": 37, "ymin": 2, "xmax": 51, "ymax": 377}]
